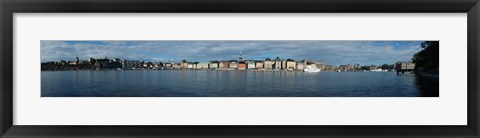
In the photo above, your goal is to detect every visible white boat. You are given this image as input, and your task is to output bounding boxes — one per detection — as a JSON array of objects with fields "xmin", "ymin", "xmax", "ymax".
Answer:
[
  {"xmin": 304, "ymin": 65, "xmax": 321, "ymax": 72},
  {"xmin": 371, "ymin": 68, "xmax": 387, "ymax": 72}
]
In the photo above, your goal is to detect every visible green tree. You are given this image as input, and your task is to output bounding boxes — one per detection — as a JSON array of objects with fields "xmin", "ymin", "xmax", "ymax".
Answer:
[
  {"xmin": 361, "ymin": 66, "xmax": 370, "ymax": 70},
  {"xmin": 412, "ymin": 41, "xmax": 439, "ymax": 73},
  {"xmin": 381, "ymin": 64, "xmax": 394, "ymax": 69}
]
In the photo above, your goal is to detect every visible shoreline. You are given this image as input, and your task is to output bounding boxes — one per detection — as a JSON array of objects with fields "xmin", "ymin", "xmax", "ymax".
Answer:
[{"xmin": 40, "ymin": 69, "xmax": 396, "ymax": 73}]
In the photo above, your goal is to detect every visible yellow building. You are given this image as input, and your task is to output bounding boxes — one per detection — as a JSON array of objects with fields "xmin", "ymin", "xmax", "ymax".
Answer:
[
  {"xmin": 255, "ymin": 61, "xmax": 264, "ymax": 69},
  {"xmin": 286, "ymin": 59, "xmax": 296, "ymax": 70},
  {"xmin": 180, "ymin": 60, "xmax": 188, "ymax": 69},
  {"xmin": 264, "ymin": 58, "xmax": 274, "ymax": 69}
]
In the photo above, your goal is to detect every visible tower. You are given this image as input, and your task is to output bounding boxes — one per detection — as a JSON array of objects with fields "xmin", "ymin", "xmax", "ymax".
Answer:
[
  {"xmin": 75, "ymin": 54, "xmax": 80, "ymax": 65},
  {"xmin": 239, "ymin": 49, "xmax": 243, "ymax": 61}
]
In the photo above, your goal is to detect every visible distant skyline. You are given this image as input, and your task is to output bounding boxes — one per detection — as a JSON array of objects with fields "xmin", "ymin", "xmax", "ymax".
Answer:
[{"xmin": 41, "ymin": 40, "xmax": 424, "ymax": 65}]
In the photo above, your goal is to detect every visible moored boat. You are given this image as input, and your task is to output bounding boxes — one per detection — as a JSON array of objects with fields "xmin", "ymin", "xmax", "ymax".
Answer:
[
  {"xmin": 371, "ymin": 68, "xmax": 387, "ymax": 72},
  {"xmin": 304, "ymin": 65, "xmax": 321, "ymax": 72}
]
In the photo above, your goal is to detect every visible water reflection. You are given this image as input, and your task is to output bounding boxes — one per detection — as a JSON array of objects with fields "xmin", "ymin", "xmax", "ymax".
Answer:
[{"xmin": 41, "ymin": 70, "xmax": 439, "ymax": 97}]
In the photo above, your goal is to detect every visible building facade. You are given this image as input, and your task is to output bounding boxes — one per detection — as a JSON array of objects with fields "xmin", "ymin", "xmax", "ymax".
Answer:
[
  {"xmin": 286, "ymin": 59, "xmax": 296, "ymax": 70},
  {"xmin": 274, "ymin": 56, "xmax": 282, "ymax": 69},
  {"xmin": 247, "ymin": 61, "xmax": 255, "ymax": 69},
  {"xmin": 230, "ymin": 62, "xmax": 238, "ymax": 69},
  {"xmin": 255, "ymin": 61, "xmax": 264, "ymax": 69},
  {"xmin": 219, "ymin": 61, "xmax": 230, "ymax": 68},
  {"xmin": 209, "ymin": 62, "xmax": 219, "ymax": 69},
  {"xmin": 296, "ymin": 62, "xmax": 304, "ymax": 70},
  {"xmin": 264, "ymin": 58, "xmax": 274, "ymax": 69},
  {"xmin": 238, "ymin": 61, "xmax": 247, "ymax": 70},
  {"xmin": 197, "ymin": 62, "xmax": 209, "ymax": 69}
]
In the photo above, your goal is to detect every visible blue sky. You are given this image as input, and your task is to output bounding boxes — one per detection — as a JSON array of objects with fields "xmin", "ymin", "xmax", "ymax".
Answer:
[{"xmin": 41, "ymin": 40, "xmax": 424, "ymax": 65}]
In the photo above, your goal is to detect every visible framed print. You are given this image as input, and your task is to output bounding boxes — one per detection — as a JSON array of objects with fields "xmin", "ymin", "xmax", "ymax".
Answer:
[
  {"xmin": 39, "ymin": 40, "xmax": 438, "ymax": 97},
  {"xmin": 1, "ymin": 0, "xmax": 479, "ymax": 138}
]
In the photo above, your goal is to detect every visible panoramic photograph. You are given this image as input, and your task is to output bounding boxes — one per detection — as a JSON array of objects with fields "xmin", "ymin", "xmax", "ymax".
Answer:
[{"xmin": 41, "ymin": 40, "xmax": 439, "ymax": 97}]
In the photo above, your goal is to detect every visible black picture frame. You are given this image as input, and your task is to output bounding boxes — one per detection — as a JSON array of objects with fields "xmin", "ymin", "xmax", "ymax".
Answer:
[{"xmin": 1, "ymin": 0, "xmax": 479, "ymax": 137}]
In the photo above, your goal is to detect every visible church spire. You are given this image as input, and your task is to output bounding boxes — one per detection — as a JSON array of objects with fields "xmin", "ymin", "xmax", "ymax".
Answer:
[
  {"xmin": 239, "ymin": 49, "xmax": 243, "ymax": 61},
  {"xmin": 75, "ymin": 54, "xmax": 80, "ymax": 65}
]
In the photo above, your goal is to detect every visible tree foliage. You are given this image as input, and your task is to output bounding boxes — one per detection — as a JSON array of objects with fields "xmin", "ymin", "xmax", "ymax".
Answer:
[
  {"xmin": 380, "ymin": 64, "xmax": 394, "ymax": 70},
  {"xmin": 412, "ymin": 41, "xmax": 439, "ymax": 73}
]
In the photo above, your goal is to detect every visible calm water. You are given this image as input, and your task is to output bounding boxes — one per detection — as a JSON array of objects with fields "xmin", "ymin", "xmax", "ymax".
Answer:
[{"xmin": 41, "ymin": 70, "xmax": 438, "ymax": 97}]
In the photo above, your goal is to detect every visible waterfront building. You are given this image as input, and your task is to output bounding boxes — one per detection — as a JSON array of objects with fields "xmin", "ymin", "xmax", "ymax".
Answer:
[
  {"xmin": 88, "ymin": 58, "xmax": 96, "ymax": 64},
  {"xmin": 197, "ymin": 62, "xmax": 209, "ymax": 69},
  {"xmin": 301, "ymin": 60, "xmax": 308, "ymax": 69},
  {"xmin": 230, "ymin": 61, "xmax": 238, "ymax": 69},
  {"xmin": 255, "ymin": 61, "xmax": 264, "ymax": 69},
  {"xmin": 342, "ymin": 64, "xmax": 360, "ymax": 71},
  {"xmin": 152, "ymin": 62, "xmax": 159, "ymax": 68},
  {"xmin": 150, "ymin": 62, "xmax": 156, "ymax": 68},
  {"xmin": 264, "ymin": 58, "xmax": 274, "ymax": 69},
  {"xmin": 181, "ymin": 60, "xmax": 188, "ymax": 69},
  {"xmin": 134, "ymin": 61, "xmax": 143, "ymax": 69},
  {"xmin": 145, "ymin": 62, "xmax": 158, "ymax": 68},
  {"xmin": 157, "ymin": 62, "xmax": 164, "ymax": 67},
  {"xmin": 122, "ymin": 61, "xmax": 129, "ymax": 69},
  {"xmin": 121, "ymin": 60, "xmax": 127, "ymax": 69},
  {"xmin": 238, "ymin": 61, "xmax": 247, "ymax": 70},
  {"xmin": 187, "ymin": 63, "xmax": 194, "ymax": 69},
  {"xmin": 122, "ymin": 60, "xmax": 131, "ymax": 69},
  {"xmin": 46, "ymin": 54, "xmax": 345, "ymax": 72},
  {"xmin": 121, "ymin": 61, "xmax": 137, "ymax": 69},
  {"xmin": 347, "ymin": 64, "xmax": 354, "ymax": 71},
  {"xmin": 68, "ymin": 61, "xmax": 78, "ymax": 65},
  {"xmin": 338, "ymin": 64, "xmax": 359, "ymax": 71},
  {"xmin": 247, "ymin": 61, "xmax": 256, "ymax": 69},
  {"xmin": 164, "ymin": 63, "xmax": 173, "ymax": 68},
  {"xmin": 109, "ymin": 61, "xmax": 122, "ymax": 69},
  {"xmin": 339, "ymin": 65, "xmax": 347, "ymax": 71},
  {"xmin": 187, "ymin": 62, "xmax": 197, "ymax": 69},
  {"xmin": 219, "ymin": 61, "xmax": 230, "ymax": 68},
  {"xmin": 314, "ymin": 61, "xmax": 326, "ymax": 70},
  {"xmin": 153, "ymin": 62, "xmax": 162, "ymax": 68},
  {"xmin": 307, "ymin": 62, "xmax": 316, "ymax": 70},
  {"xmin": 92, "ymin": 57, "xmax": 122, "ymax": 69},
  {"xmin": 66, "ymin": 55, "xmax": 81, "ymax": 65},
  {"xmin": 354, "ymin": 64, "xmax": 361, "ymax": 70},
  {"xmin": 286, "ymin": 59, "xmax": 296, "ymax": 70},
  {"xmin": 274, "ymin": 56, "xmax": 282, "ymax": 69},
  {"xmin": 324, "ymin": 65, "xmax": 335, "ymax": 71},
  {"xmin": 209, "ymin": 61, "xmax": 219, "ymax": 69},
  {"xmin": 173, "ymin": 63, "xmax": 181, "ymax": 69},
  {"xmin": 395, "ymin": 62, "xmax": 415, "ymax": 73},
  {"xmin": 296, "ymin": 62, "xmax": 304, "ymax": 71}
]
